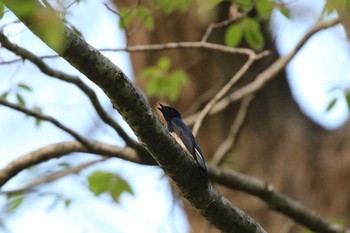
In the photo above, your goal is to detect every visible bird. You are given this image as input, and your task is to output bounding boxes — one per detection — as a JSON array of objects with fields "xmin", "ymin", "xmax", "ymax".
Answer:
[{"xmin": 158, "ymin": 103, "xmax": 208, "ymax": 179}]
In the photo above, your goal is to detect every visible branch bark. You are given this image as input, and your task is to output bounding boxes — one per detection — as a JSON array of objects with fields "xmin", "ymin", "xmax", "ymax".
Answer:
[
  {"xmin": 1, "ymin": 1, "xmax": 266, "ymax": 232},
  {"xmin": 209, "ymin": 166, "xmax": 350, "ymax": 233},
  {"xmin": 0, "ymin": 140, "xmax": 155, "ymax": 188}
]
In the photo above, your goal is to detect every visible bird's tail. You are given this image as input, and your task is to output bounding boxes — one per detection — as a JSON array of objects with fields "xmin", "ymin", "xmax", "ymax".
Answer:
[{"xmin": 194, "ymin": 148, "xmax": 208, "ymax": 180}]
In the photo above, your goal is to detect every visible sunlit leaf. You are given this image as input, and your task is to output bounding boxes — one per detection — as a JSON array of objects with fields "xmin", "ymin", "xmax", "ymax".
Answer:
[
  {"xmin": 326, "ymin": 97, "xmax": 337, "ymax": 112},
  {"xmin": 346, "ymin": 0, "xmax": 350, "ymax": 14},
  {"xmin": 279, "ymin": 7, "xmax": 290, "ymax": 18},
  {"xmin": 88, "ymin": 171, "xmax": 133, "ymax": 202},
  {"xmin": 244, "ymin": 28, "xmax": 264, "ymax": 51},
  {"xmin": 36, "ymin": 9, "xmax": 65, "ymax": 52},
  {"xmin": 1, "ymin": 91, "xmax": 9, "ymax": 99},
  {"xmin": 242, "ymin": 18, "xmax": 264, "ymax": 51},
  {"xmin": 32, "ymin": 106, "xmax": 42, "ymax": 127},
  {"xmin": 35, "ymin": 118, "xmax": 42, "ymax": 127},
  {"xmin": 346, "ymin": 92, "xmax": 350, "ymax": 110},
  {"xmin": 225, "ymin": 24, "xmax": 243, "ymax": 47},
  {"xmin": 6, "ymin": 194, "xmax": 25, "ymax": 212},
  {"xmin": 0, "ymin": 2, "xmax": 4, "ymax": 19},
  {"xmin": 118, "ymin": 8, "xmax": 133, "ymax": 29},
  {"xmin": 16, "ymin": 93, "xmax": 25, "ymax": 107},
  {"xmin": 198, "ymin": 0, "xmax": 224, "ymax": 12},
  {"xmin": 256, "ymin": 0, "xmax": 273, "ymax": 20},
  {"xmin": 136, "ymin": 6, "xmax": 154, "ymax": 30},
  {"xmin": 64, "ymin": 199, "xmax": 71, "ymax": 208},
  {"xmin": 157, "ymin": 56, "xmax": 171, "ymax": 70},
  {"xmin": 17, "ymin": 83, "xmax": 32, "ymax": 92},
  {"xmin": 153, "ymin": 0, "xmax": 192, "ymax": 14},
  {"xmin": 10, "ymin": 0, "xmax": 66, "ymax": 53},
  {"xmin": 236, "ymin": 0, "xmax": 253, "ymax": 12}
]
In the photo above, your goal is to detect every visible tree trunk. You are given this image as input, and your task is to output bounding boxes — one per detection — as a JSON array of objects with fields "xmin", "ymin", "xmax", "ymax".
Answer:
[{"xmin": 116, "ymin": 2, "xmax": 350, "ymax": 232}]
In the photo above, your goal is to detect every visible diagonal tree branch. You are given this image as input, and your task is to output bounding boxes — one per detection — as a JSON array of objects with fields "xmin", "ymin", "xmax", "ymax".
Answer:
[
  {"xmin": 211, "ymin": 95, "xmax": 254, "ymax": 165},
  {"xmin": 1, "ymin": 139, "xmax": 348, "ymax": 233},
  {"xmin": 0, "ymin": 31, "xmax": 139, "ymax": 149},
  {"xmin": 0, "ymin": 157, "xmax": 108, "ymax": 195},
  {"xmin": 1, "ymin": 1, "xmax": 266, "ymax": 232},
  {"xmin": 0, "ymin": 98, "xmax": 92, "ymax": 148},
  {"xmin": 0, "ymin": 140, "xmax": 155, "ymax": 188},
  {"xmin": 209, "ymin": 166, "xmax": 350, "ymax": 233},
  {"xmin": 183, "ymin": 17, "xmax": 341, "ymax": 126}
]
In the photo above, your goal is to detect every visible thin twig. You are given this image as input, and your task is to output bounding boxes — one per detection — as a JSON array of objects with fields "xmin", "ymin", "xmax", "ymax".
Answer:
[
  {"xmin": 0, "ymin": 31, "xmax": 138, "ymax": 148},
  {"xmin": 1, "ymin": 42, "xmax": 266, "ymax": 65},
  {"xmin": 184, "ymin": 17, "xmax": 341, "ymax": 126},
  {"xmin": 100, "ymin": 41, "xmax": 263, "ymax": 57},
  {"xmin": 1, "ymin": 158, "xmax": 108, "ymax": 195},
  {"xmin": 209, "ymin": 166, "xmax": 350, "ymax": 233},
  {"xmin": 0, "ymin": 140, "xmax": 155, "ymax": 188},
  {"xmin": 201, "ymin": 11, "xmax": 245, "ymax": 42},
  {"xmin": 192, "ymin": 56, "xmax": 256, "ymax": 136},
  {"xmin": 211, "ymin": 95, "xmax": 254, "ymax": 165},
  {"xmin": 0, "ymin": 98, "xmax": 93, "ymax": 148}
]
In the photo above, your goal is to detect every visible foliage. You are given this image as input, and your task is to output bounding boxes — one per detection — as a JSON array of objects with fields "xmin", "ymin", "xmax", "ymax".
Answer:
[
  {"xmin": 142, "ymin": 56, "xmax": 189, "ymax": 101},
  {"xmin": 223, "ymin": 0, "xmax": 289, "ymax": 51},
  {"xmin": 119, "ymin": 6, "xmax": 154, "ymax": 30},
  {"xmin": 5, "ymin": 193, "xmax": 25, "ymax": 213},
  {"xmin": 5, "ymin": 0, "xmax": 65, "ymax": 52},
  {"xmin": 87, "ymin": 171, "xmax": 134, "ymax": 202},
  {"xmin": 325, "ymin": 0, "xmax": 350, "ymax": 14}
]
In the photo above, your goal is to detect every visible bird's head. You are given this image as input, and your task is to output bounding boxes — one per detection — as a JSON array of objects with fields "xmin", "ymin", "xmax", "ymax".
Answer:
[{"xmin": 158, "ymin": 103, "xmax": 182, "ymax": 121}]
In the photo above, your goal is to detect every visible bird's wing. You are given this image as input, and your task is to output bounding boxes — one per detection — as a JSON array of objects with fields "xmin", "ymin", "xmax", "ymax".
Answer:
[
  {"xmin": 171, "ymin": 118, "xmax": 207, "ymax": 177},
  {"xmin": 171, "ymin": 118, "xmax": 196, "ymax": 155}
]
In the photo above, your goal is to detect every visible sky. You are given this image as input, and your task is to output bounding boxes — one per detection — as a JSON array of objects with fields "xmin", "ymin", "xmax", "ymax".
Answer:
[
  {"xmin": 0, "ymin": 1, "xmax": 188, "ymax": 233},
  {"xmin": 0, "ymin": 0, "xmax": 349, "ymax": 233}
]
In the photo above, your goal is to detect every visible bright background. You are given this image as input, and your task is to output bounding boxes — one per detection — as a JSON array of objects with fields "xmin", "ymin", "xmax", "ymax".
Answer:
[{"xmin": 0, "ymin": 0, "xmax": 349, "ymax": 232}]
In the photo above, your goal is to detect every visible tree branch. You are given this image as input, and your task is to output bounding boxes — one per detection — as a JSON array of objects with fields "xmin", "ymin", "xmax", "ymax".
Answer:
[
  {"xmin": 0, "ymin": 98, "xmax": 93, "ymax": 148},
  {"xmin": 211, "ymin": 95, "xmax": 254, "ymax": 165},
  {"xmin": 0, "ymin": 140, "xmax": 155, "ymax": 188},
  {"xmin": 1, "ymin": 138, "xmax": 347, "ymax": 233},
  {"xmin": 1, "ymin": 1, "xmax": 266, "ymax": 232},
  {"xmin": 183, "ymin": 17, "xmax": 341, "ymax": 126},
  {"xmin": 209, "ymin": 166, "xmax": 350, "ymax": 233},
  {"xmin": 0, "ymin": 31, "xmax": 139, "ymax": 149},
  {"xmin": 0, "ymin": 157, "xmax": 107, "ymax": 195}
]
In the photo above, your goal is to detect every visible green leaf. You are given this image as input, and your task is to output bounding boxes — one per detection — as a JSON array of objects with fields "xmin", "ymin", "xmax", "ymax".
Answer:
[
  {"xmin": 0, "ymin": 2, "xmax": 4, "ymax": 19},
  {"xmin": 35, "ymin": 118, "xmax": 42, "ymax": 127},
  {"xmin": 198, "ymin": 0, "xmax": 224, "ymax": 12},
  {"xmin": 16, "ymin": 93, "xmax": 26, "ymax": 107},
  {"xmin": 64, "ymin": 199, "xmax": 71, "ymax": 208},
  {"xmin": 136, "ymin": 7, "xmax": 154, "ymax": 30},
  {"xmin": 153, "ymin": 0, "xmax": 192, "ymax": 14},
  {"xmin": 346, "ymin": 92, "xmax": 350, "ymax": 110},
  {"xmin": 6, "ymin": 194, "xmax": 24, "ymax": 212},
  {"xmin": 236, "ymin": 0, "xmax": 253, "ymax": 12},
  {"xmin": 346, "ymin": 0, "xmax": 350, "ymax": 14},
  {"xmin": 88, "ymin": 171, "xmax": 133, "ymax": 202},
  {"xmin": 279, "ymin": 7, "xmax": 290, "ymax": 18},
  {"xmin": 256, "ymin": 0, "xmax": 274, "ymax": 20},
  {"xmin": 39, "ymin": 13, "xmax": 65, "ymax": 52},
  {"xmin": 242, "ymin": 17, "xmax": 260, "ymax": 30},
  {"xmin": 157, "ymin": 56, "xmax": 171, "ymax": 70},
  {"xmin": 32, "ymin": 106, "xmax": 42, "ymax": 127},
  {"xmin": 1, "ymin": 91, "xmax": 9, "ymax": 99},
  {"xmin": 17, "ymin": 83, "xmax": 32, "ymax": 92},
  {"xmin": 326, "ymin": 98, "xmax": 337, "ymax": 112},
  {"xmin": 225, "ymin": 24, "xmax": 243, "ymax": 47},
  {"xmin": 242, "ymin": 18, "xmax": 265, "ymax": 51},
  {"xmin": 119, "ymin": 8, "xmax": 133, "ymax": 29},
  {"xmin": 142, "ymin": 56, "xmax": 188, "ymax": 101}
]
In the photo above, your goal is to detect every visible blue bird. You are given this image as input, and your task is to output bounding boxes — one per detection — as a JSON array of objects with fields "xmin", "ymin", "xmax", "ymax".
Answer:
[{"xmin": 158, "ymin": 103, "xmax": 208, "ymax": 179}]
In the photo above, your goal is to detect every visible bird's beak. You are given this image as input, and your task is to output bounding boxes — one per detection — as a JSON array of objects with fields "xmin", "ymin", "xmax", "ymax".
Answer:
[{"xmin": 157, "ymin": 103, "xmax": 164, "ymax": 112}]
